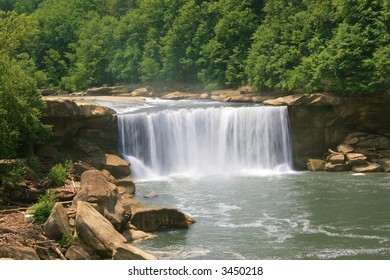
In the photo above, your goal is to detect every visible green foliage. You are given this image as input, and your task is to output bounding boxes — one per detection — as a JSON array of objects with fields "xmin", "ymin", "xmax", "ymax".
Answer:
[
  {"xmin": 0, "ymin": 161, "xmax": 26, "ymax": 191},
  {"xmin": 2, "ymin": 0, "xmax": 389, "ymax": 95},
  {"xmin": 64, "ymin": 160, "xmax": 74, "ymax": 172},
  {"xmin": 59, "ymin": 234, "xmax": 74, "ymax": 249},
  {"xmin": 47, "ymin": 163, "xmax": 68, "ymax": 186},
  {"xmin": 26, "ymin": 153, "xmax": 42, "ymax": 178},
  {"xmin": 31, "ymin": 193, "xmax": 57, "ymax": 225},
  {"xmin": 246, "ymin": 0, "xmax": 389, "ymax": 95},
  {"xmin": 65, "ymin": 13, "xmax": 119, "ymax": 90},
  {"xmin": 14, "ymin": 0, "xmax": 44, "ymax": 14},
  {"xmin": 0, "ymin": 11, "xmax": 51, "ymax": 158}
]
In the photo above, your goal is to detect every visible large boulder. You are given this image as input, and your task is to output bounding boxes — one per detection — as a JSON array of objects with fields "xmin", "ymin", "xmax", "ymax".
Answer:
[
  {"xmin": 75, "ymin": 202, "xmax": 156, "ymax": 260},
  {"xmin": 161, "ymin": 91, "xmax": 202, "ymax": 100},
  {"xmin": 65, "ymin": 244, "xmax": 91, "ymax": 260},
  {"xmin": 70, "ymin": 161, "xmax": 97, "ymax": 180},
  {"xmin": 43, "ymin": 203, "xmax": 71, "ymax": 241},
  {"xmin": 379, "ymin": 159, "xmax": 390, "ymax": 172},
  {"xmin": 306, "ymin": 159, "xmax": 325, "ymax": 171},
  {"xmin": 0, "ymin": 246, "xmax": 39, "ymax": 260},
  {"xmin": 122, "ymin": 229, "xmax": 154, "ymax": 242},
  {"xmin": 352, "ymin": 163, "xmax": 382, "ymax": 173},
  {"xmin": 73, "ymin": 170, "xmax": 129, "ymax": 231},
  {"xmin": 41, "ymin": 99, "xmax": 118, "ymax": 171},
  {"xmin": 114, "ymin": 178, "xmax": 136, "ymax": 194},
  {"xmin": 104, "ymin": 154, "xmax": 131, "ymax": 178},
  {"xmin": 326, "ymin": 153, "xmax": 345, "ymax": 164},
  {"xmin": 346, "ymin": 153, "xmax": 367, "ymax": 166},
  {"xmin": 337, "ymin": 144, "xmax": 354, "ymax": 154},
  {"xmin": 324, "ymin": 162, "xmax": 349, "ymax": 171},
  {"xmin": 74, "ymin": 139, "xmax": 106, "ymax": 169},
  {"xmin": 357, "ymin": 136, "xmax": 390, "ymax": 150},
  {"xmin": 131, "ymin": 207, "xmax": 195, "ymax": 232}
]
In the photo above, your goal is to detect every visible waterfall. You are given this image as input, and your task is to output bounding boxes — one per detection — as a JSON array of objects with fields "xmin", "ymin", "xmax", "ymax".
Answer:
[{"xmin": 118, "ymin": 106, "xmax": 292, "ymax": 179}]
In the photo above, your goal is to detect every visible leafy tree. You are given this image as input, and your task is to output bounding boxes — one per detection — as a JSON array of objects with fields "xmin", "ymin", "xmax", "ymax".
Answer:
[
  {"xmin": 0, "ymin": 0, "xmax": 13, "ymax": 11},
  {"xmin": 0, "ymin": 11, "xmax": 51, "ymax": 158},
  {"xmin": 112, "ymin": 0, "xmax": 185, "ymax": 83},
  {"xmin": 65, "ymin": 13, "xmax": 118, "ymax": 90},
  {"xmin": 161, "ymin": 0, "xmax": 217, "ymax": 83},
  {"xmin": 246, "ymin": 0, "xmax": 314, "ymax": 92},
  {"xmin": 31, "ymin": 0, "xmax": 104, "ymax": 87},
  {"xmin": 13, "ymin": 0, "xmax": 44, "ymax": 14},
  {"xmin": 246, "ymin": 0, "xmax": 389, "ymax": 95},
  {"xmin": 315, "ymin": 0, "xmax": 390, "ymax": 94},
  {"xmin": 197, "ymin": 0, "xmax": 261, "ymax": 88}
]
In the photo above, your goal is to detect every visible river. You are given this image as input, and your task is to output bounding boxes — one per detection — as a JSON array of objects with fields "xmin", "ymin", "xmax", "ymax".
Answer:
[{"xmin": 98, "ymin": 98, "xmax": 390, "ymax": 260}]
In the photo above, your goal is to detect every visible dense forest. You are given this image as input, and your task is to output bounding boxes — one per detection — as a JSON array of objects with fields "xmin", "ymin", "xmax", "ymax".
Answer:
[
  {"xmin": 0, "ymin": 0, "xmax": 389, "ymax": 95},
  {"xmin": 0, "ymin": 0, "xmax": 389, "ymax": 157}
]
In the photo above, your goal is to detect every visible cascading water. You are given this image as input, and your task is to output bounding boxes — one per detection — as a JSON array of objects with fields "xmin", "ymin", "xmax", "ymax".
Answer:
[
  {"xmin": 118, "ymin": 105, "xmax": 292, "ymax": 179},
  {"xmin": 118, "ymin": 107, "xmax": 291, "ymax": 179}
]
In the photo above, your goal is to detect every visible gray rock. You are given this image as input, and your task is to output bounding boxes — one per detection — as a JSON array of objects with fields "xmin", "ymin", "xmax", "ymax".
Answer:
[
  {"xmin": 337, "ymin": 144, "xmax": 354, "ymax": 154},
  {"xmin": 104, "ymin": 154, "xmax": 131, "ymax": 178},
  {"xmin": 326, "ymin": 153, "xmax": 345, "ymax": 164},
  {"xmin": 73, "ymin": 170, "xmax": 129, "ymax": 231},
  {"xmin": 344, "ymin": 132, "xmax": 367, "ymax": 142},
  {"xmin": 352, "ymin": 163, "xmax": 382, "ymax": 173},
  {"xmin": 122, "ymin": 229, "xmax": 154, "ymax": 242},
  {"xmin": 379, "ymin": 158, "xmax": 390, "ymax": 172},
  {"xmin": 344, "ymin": 137, "xmax": 359, "ymax": 145},
  {"xmin": 114, "ymin": 178, "xmax": 136, "ymax": 195},
  {"xmin": 306, "ymin": 159, "xmax": 325, "ymax": 171},
  {"xmin": 75, "ymin": 201, "xmax": 156, "ymax": 260},
  {"xmin": 131, "ymin": 207, "xmax": 195, "ymax": 232},
  {"xmin": 65, "ymin": 244, "xmax": 91, "ymax": 260},
  {"xmin": 0, "ymin": 246, "xmax": 39, "ymax": 260},
  {"xmin": 324, "ymin": 162, "xmax": 350, "ymax": 172},
  {"xmin": 43, "ymin": 203, "xmax": 71, "ymax": 241},
  {"xmin": 346, "ymin": 153, "xmax": 367, "ymax": 166},
  {"xmin": 143, "ymin": 192, "xmax": 159, "ymax": 199}
]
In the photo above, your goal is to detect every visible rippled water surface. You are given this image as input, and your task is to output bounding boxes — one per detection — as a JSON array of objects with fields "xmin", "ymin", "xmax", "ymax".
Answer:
[
  {"xmin": 97, "ymin": 98, "xmax": 390, "ymax": 259},
  {"xmin": 132, "ymin": 172, "xmax": 390, "ymax": 260}
]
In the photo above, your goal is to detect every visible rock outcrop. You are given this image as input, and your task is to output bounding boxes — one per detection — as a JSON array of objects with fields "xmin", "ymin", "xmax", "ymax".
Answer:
[
  {"xmin": 43, "ymin": 203, "xmax": 71, "ymax": 241},
  {"xmin": 306, "ymin": 159, "xmax": 325, "ymax": 171},
  {"xmin": 131, "ymin": 207, "xmax": 195, "ymax": 232},
  {"xmin": 310, "ymin": 132, "xmax": 390, "ymax": 173},
  {"xmin": 0, "ymin": 246, "xmax": 40, "ymax": 260},
  {"xmin": 40, "ymin": 100, "xmax": 117, "ymax": 171},
  {"xmin": 263, "ymin": 93, "xmax": 390, "ymax": 169},
  {"xmin": 64, "ymin": 244, "xmax": 91, "ymax": 260},
  {"xmin": 73, "ymin": 170, "xmax": 130, "ymax": 231},
  {"xmin": 104, "ymin": 154, "xmax": 131, "ymax": 178},
  {"xmin": 75, "ymin": 201, "xmax": 156, "ymax": 260}
]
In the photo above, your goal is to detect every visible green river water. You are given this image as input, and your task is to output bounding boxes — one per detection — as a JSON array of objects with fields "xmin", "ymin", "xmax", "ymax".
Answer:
[{"xmin": 132, "ymin": 172, "xmax": 390, "ymax": 260}]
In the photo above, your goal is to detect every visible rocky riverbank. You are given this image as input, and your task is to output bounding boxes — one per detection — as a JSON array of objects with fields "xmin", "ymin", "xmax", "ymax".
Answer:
[
  {"xmin": 51, "ymin": 85, "xmax": 390, "ymax": 172},
  {"xmin": 3, "ymin": 87, "xmax": 390, "ymax": 258},
  {"xmin": 0, "ymin": 100, "xmax": 195, "ymax": 260}
]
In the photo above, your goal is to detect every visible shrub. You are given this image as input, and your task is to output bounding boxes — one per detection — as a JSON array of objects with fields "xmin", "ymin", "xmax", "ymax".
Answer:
[
  {"xmin": 1, "ymin": 161, "xmax": 26, "ymax": 191},
  {"xmin": 26, "ymin": 153, "xmax": 42, "ymax": 178},
  {"xmin": 31, "ymin": 193, "xmax": 57, "ymax": 224},
  {"xmin": 59, "ymin": 234, "xmax": 74, "ymax": 249},
  {"xmin": 8, "ymin": 162, "xmax": 26, "ymax": 186},
  {"xmin": 64, "ymin": 159, "xmax": 74, "ymax": 172},
  {"xmin": 47, "ymin": 163, "xmax": 67, "ymax": 186}
]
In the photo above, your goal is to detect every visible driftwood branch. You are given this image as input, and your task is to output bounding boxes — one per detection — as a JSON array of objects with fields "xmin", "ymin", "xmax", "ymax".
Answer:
[
  {"xmin": 0, "ymin": 208, "xmax": 29, "ymax": 214},
  {"xmin": 52, "ymin": 244, "xmax": 66, "ymax": 260}
]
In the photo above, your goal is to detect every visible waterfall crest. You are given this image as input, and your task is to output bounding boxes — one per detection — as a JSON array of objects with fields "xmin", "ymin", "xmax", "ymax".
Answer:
[{"xmin": 118, "ymin": 106, "xmax": 292, "ymax": 179}]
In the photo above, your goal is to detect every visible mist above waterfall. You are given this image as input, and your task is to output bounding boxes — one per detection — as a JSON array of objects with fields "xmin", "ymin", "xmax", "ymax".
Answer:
[{"xmin": 118, "ymin": 105, "xmax": 292, "ymax": 179}]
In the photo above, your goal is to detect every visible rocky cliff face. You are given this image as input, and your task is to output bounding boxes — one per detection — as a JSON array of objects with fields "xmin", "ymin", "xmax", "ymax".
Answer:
[
  {"xmin": 40, "ymin": 99, "xmax": 118, "ymax": 171},
  {"xmin": 42, "ymin": 93, "xmax": 390, "ymax": 172},
  {"xmin": 264, "ymin": 93, "xmax": 390, "ymax": 169}
]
